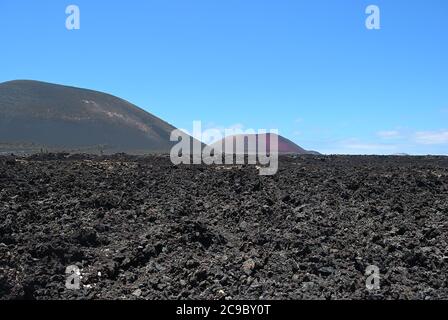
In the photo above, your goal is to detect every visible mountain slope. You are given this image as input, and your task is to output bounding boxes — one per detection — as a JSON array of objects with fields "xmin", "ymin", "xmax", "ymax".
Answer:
[{"xmin": 0, "ymin": 80, "xmax": 182, "ymax": 153}]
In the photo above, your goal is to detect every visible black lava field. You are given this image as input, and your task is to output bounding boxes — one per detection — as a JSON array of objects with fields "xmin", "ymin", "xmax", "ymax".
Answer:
[{"xmin": 1, "ymin": 154, "xmax": 448, "ymax": 300}]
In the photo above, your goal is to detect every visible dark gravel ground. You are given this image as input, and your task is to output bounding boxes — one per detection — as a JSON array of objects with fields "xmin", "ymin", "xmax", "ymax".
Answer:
[{"xmin": 1, "ymin": 154, "xmax": 448, "ymax": 300}]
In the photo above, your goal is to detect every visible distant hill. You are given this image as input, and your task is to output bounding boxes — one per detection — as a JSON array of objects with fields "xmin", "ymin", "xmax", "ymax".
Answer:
[
  {"xmin": 0, "ymin": 80, "xmax": 189, "ymax": 154},
  {"xmin": 210, "ymin": 133, "xmax": 318, "ymax": 155}
]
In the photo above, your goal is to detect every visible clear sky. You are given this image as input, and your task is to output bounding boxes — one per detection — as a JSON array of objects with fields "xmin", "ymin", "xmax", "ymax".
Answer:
[{"xmin": 1, "ymin": 0, "xmax": 447, "ymax": 154}]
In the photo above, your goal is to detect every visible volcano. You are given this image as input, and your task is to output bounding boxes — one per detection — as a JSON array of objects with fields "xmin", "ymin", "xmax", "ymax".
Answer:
[
  {"xmin": 210, "ymin": 133, "xmax": 318, "ymax": 154},
  {"xmin": 0, "ymin": 80, "xmax": 187, "ymax": 154}
]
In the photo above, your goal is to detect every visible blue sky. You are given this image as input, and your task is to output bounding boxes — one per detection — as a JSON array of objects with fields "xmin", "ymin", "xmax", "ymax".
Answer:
[{"xmin": 1, "ymin": 0, "xmax": 447, "ymax": 154}]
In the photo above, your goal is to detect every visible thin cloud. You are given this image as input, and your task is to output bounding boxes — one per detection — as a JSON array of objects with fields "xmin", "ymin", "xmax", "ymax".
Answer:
[
  {"xmin": 201, "ymin": 123, "xmax": 246, "ymax": 144},
  {"xmin": 344, "ymin": 142, "xmax": 396, "ymax": 151},
  {"xmin": 318, "ymin": 138, "xmax": 399, "ymax": 155},
  {"xmin": 415, "ymin": 130, "xmax": 448, "ymax": 145},
  {"xmin": 377, "ymin": 130, "xmax": 401, "ymax": 139}
]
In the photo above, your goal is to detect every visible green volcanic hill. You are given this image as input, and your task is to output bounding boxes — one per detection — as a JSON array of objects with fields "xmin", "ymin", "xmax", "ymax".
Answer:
[{"xmin": 0, "ymin": 80, "xmax": 184, "ymax": 154}]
